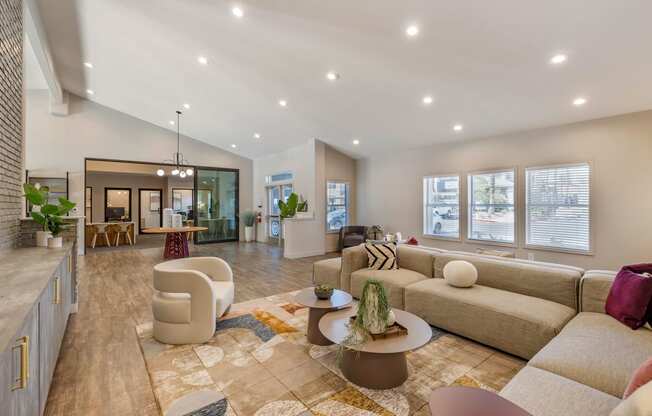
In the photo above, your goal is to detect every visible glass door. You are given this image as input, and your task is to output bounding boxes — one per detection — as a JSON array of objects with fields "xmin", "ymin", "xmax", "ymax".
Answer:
[
  {"xmin": 194, "ymin": 168, "xmax": 239, "ymax": 243},
  {"xmin": 267, "ymin": 184, "xmax": 292, "ymax": 242},
  {"xmin": 138, "ymin": 189, "xmax": 162, "ymax": 232}
]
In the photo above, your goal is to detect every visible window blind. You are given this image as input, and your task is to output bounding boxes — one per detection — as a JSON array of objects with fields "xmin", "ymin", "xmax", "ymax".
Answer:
[
  {"xmin": 423, "ymin": 176, "xmax": 460, "ymax": 238},
  {"xmin": 526, "ymin": 164, "xmax": 590, "ymax": 252},
  {"xmin": 468, "ymin": 170, "xmax": 515, "ymax": 243}
]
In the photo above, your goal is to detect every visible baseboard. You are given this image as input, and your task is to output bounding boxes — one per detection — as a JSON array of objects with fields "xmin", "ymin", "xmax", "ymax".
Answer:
[{"xmin": 284, "ymin": 249, "xmax": 325, "ymax": 259}]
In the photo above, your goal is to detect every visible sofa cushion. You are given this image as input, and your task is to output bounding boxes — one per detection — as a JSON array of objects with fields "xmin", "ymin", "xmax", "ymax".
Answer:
[
  {"xmin": 529, "ymin": 312, "xmax": 652, "ymax": 398},
  {"xmin": 404, "ymin": 279, "xmax": 576, "ymax": 359},
  {"xmin": 581, "ymin": 270, "xmax": 616, "ymax": 313},
  {"xmin": 500, "ymin": 366, "xmax": 621, "ymax": 416},
  {"xmin": 397, "ymin": 245, "xmax": 435, "ymax": 277},
  {"xmin": 434, "ymin": 252, "xmax": 582, "ymax": 310},
  {"xmin": 350, "ymin": 268, "xmax": 429, "ymax": 309},
  {"xmin": 365, "ymin": 242, "xmax": 398, "ymax": 270},
  {"xmin": 313, "ymin": 257, "xmax": 342, "ymax": 289}
]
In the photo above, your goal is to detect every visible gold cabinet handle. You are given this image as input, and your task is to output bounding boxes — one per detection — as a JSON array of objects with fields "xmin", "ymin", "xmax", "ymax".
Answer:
[
  {"xmin": 54, "ymin": 276, "xmax": 61, "ymax": 305},
  {"xmin": 11, "ymin": 336, "xmax": 29, "ymax": 391},
  {"xmin": 68, "ymin": 255, "xmax": 72, "ymax": 273}
]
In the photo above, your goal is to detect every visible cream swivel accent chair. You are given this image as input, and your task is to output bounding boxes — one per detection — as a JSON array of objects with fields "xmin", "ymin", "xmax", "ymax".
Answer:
[{"xmin": 152, "ymin": 257, "xmax": 235, "ymax": 344}]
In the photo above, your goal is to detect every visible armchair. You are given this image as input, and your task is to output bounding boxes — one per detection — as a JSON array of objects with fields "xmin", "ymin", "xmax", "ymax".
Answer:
[
  {"xmin": 152, "ymin": 257, "xmax": 235, "ymax": 344},
  {"xmin": 338, "ymin": 225, "xmax": 368, "ymax": 251}
]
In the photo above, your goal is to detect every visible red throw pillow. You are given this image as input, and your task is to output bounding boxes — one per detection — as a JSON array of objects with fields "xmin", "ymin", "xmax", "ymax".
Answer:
[
  {"xmin": 605, "ymin": 264, "xmax": 652, "ymax": 330},
  {"xmin": 624, "ymin": 357, "xmax": 652, "ymax": 398}
]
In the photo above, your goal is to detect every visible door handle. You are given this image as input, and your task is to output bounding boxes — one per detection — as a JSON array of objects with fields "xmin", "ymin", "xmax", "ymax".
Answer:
[
  {"xmin": 11, "ymin": 336, "xmax": 29, "ymax": 390},
  {"xmin": 54, "ymin": 276, "xmax": 61, "ymax": 304}
]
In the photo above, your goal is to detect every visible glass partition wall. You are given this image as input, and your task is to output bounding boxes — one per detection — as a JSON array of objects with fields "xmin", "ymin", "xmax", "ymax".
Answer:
[{"xmin": 194, "ymin": 168, "xmax": 239, "ymax": 243}]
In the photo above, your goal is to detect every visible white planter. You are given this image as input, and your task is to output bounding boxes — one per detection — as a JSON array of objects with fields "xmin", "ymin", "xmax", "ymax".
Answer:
[
  {"xmin": 36, "ymin": 231, "xmax": 52, "ymax": 247},
  {"xmin": 244, "ymin": 226, "xmax": 254, "ymax": 242},
  {"xmin": 47, "ymin": 236, "xmax": 63, "ymax": 248}
]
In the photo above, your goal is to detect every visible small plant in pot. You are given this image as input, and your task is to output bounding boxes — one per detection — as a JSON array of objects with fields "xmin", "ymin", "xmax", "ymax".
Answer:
[
  {"xmin": 242, "ymin": 210, "xmax": 256, "ymax": 242},
  {"xmin": 23, "ymin": 183, "xmax": 76, "ymax": 248},
  {"xmin": 314, "ymin": 284, "xmax": 334, "ymax": 300}
]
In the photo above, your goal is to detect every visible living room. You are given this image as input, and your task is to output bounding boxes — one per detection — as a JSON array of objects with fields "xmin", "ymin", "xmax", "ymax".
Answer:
[{"xmin": 1, "ymin": 1, "xmax": 651, "ymax": 416}]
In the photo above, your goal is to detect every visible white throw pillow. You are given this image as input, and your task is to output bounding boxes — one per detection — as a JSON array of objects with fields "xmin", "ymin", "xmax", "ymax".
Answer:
[
  {"xmin": 611, "ymin": 380, "xmax": 652, "ymax": 416},
  {"xmin": 443, "ymin": 260, "xmax": 478, "ymax": 288}
]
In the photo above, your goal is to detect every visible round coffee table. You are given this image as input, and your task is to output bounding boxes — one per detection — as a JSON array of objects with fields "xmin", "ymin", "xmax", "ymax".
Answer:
[
  {"xmin": 319, "ymin": 306, "xmax": 431, "ymax": 389},
  {"xmin": 429, "ymin": 387, "xmax": 532, "ymax": 416},
  {"xmin": 294, "ymin": 288, "xmax": 353, "ymax": 346}
]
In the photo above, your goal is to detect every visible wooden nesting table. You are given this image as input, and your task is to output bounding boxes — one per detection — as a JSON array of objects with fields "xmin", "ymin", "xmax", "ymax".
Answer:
[
  {"xmin": 141, "ymin": 226, "xmax": 207, "ymax": 259},
  {"xmin": 319, "ymin": 306, "xmax": 432, "ymax": 389}
]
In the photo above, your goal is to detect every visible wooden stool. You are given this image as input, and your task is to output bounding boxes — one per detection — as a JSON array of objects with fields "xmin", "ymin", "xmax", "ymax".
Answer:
[
  {"xmin": 114, "ymin": 222, "xmax": 133, "ymax": 246},
  {"xmin": 91, "ymin": 223, "xmax": 111, "ymax": 248},
  {"xmin": 429, "ymin": 387, "xmax": 532, "ymax": 416}
]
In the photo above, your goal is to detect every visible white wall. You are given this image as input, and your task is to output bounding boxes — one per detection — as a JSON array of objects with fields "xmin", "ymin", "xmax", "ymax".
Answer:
[
  {"xmin": 325, "ymin": 145, "xmax": 357, "ymax": 252},
  {"xmin": 357, "ymin": 110, "xmax": 652, "ymax": 270},
  {"xmin": 26, "ymin": 90, "xmax": 253, "ymax": 240}
]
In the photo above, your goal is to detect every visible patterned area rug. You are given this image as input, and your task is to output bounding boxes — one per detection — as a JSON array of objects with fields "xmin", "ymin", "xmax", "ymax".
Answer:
[{"xmin": 136, "ymin": 290, "xmax": 525, "ymax": 415}]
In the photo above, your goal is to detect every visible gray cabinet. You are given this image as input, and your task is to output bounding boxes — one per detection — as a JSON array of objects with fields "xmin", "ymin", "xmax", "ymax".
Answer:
[{"xmin": 1, "ymin": 250, "xmax": 75, "ymax": 415}]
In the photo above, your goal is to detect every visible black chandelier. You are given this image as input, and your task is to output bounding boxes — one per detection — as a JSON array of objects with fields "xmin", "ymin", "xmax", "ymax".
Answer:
[{"xmin": 157, "ymin": 110, "xmax": 193, "ymax": 178}]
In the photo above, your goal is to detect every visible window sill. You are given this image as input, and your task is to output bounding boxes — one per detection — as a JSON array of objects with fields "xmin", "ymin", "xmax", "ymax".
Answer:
[
  {"xmin": 466, "ymin": 238, "xmax": 516, "ymax": 248},
  {"xmin": 525, "ymin": 244, "xmax": 593, "ymax": 256},
  {"xmin": 421, "ymin": 234, "xmax": 462, "ymax": 242}
]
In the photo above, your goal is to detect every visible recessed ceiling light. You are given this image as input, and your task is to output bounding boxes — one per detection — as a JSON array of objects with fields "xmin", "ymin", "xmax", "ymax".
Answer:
[
  {"xmin": 183, "ymin": 103, "xmax": 190, "ymax": 109},
  {"xmin": 326, "ymin": 72, "xmax": 340, "ymax": 81},
  {"xmin": 422, "ymin": 95, "xmax": 433, "ymax": 105},
  {"xmin": 278, "ymin": 99, "xmax": 288, "ymax": 107},
  {"xmin": 254, "ymin": 133, "xmax": 261, "ymax": 139},
  {"xmin": 550, "ymin": 54, "xmax": 568, "ymax": 65},
  {"xmin": 169, "ymin": 120, "xmax": 175, "ymax": 125},
  {"xmin": 352, "ymin": 139, "xmax": 360, "ymax": 145},
  {"xmin": 83, "ymin": 62, "xmax": 93, "ymax": 69},
  {"xmin": 231, "ymin": 144, "xmax": 237, "ymax": 148},
  {"xmin": 231, "ymin": 6, "xmax": 243, "ymax": 18},
  {"xmin": 453, "ymin": 124, "xmax": 463, "ymax": 132},
  {"xmin": 197, "ymin": 56, "xmax": 208, "ymax": 65},
  {"xmin": 86, "ymin": 89, "xmax": 94, "ymax": 95},
  {"xmin": 406, "ymin": 25, "xmax": 419, "ymax": 37},
  {"xmin": 573, "ymin": 97, "xmax": 588, "ymax": 106}
]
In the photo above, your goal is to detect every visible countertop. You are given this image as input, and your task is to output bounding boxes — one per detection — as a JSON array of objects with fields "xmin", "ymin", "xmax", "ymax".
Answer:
[{"xmin": 0, "ymin": 243, "xmax": 73, "ymax": 353}]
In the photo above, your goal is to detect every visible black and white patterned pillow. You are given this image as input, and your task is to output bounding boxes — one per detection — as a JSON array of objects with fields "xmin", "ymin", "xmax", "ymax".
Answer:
[{"xmin": 365, "ymin": 242, "xmax": 398, "ymax": 270}]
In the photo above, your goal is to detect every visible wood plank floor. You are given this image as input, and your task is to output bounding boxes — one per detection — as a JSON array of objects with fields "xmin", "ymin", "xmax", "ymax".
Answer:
[{"xmin": 44, "ymin": 242, "xmax": 337, "ymax": 416}]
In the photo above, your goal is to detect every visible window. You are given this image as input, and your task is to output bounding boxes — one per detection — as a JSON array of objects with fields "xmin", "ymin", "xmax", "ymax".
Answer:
[
  {"xmin": 423, "ymin": 175, "xmax": 460, "ymax": 238},
  {"xmin": 468, "ymin": 170, "xmax": 515, "ymax": 244},
  {"xmin": 326, "ymin": 181, "xmax": 349, "ymax": 232},
  {"xmin": 526, "ymin": 164, "xmax": 591, "ymax": 252}
]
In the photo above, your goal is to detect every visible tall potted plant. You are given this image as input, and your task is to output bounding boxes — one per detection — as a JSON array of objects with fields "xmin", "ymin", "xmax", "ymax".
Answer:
[
  {"xmin": 23, "ymin": 183, "xmax": 76, "ymax": 247},
  {"xmin": 342, "ymin": 280, "xmax": 396, "ymax": 347},
  {"xmin": 242, "ymin": 210, "xmax": 256, "ymax": 242}
]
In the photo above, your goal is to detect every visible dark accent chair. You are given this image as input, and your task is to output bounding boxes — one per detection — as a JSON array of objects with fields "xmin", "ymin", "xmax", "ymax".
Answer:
[{"xmin": 339, "ymin": 226, "xmax": 368, "ymax": 251}]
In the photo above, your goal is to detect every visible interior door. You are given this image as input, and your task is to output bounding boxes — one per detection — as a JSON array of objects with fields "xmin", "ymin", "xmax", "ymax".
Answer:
[
  {"xmin": 267, "ymin": 184, "xmax": 292, "ymax": 241},
  {"xmin": 194, "ymin": 168, "xmax": 239, "ymax": 243}
]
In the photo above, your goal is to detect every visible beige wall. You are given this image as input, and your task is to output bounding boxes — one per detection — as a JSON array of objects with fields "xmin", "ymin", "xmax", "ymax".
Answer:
[
  {"xmin": 357, "ymin": 110, "xmax": 652, "ymax": 270},
  {"xmin": 26, "ymin": 91, "xmax": 253, "ymax": 241},
  {"xmin": 325, "ymin": 145, "xmax": 357, "ymax": 252}
]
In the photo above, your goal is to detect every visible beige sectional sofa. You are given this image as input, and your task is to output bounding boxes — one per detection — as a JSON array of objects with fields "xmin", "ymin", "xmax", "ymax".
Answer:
[{"xmin": 313, "ymin": 245, "xmax": 652, "ymax": 416}]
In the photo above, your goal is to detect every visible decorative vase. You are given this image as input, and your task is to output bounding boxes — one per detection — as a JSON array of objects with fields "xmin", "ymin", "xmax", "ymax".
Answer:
[
  {"xmin": 244, "ymin": 226, "xmax": 254, "ymax": 242},
  {"xmin": 47, "ymin": 236, "xmax": 63, "ymax": 248},
  {"xmin": 36, "ymin": 231, "xmax": 52, "ymax": 247},
  {"xmin": 386, "ymin": 310, "xmax": 396, "ymax": 327},
  {"xmin": 314, "ymin": 286, "xmax": 334, "ymax": 300}
]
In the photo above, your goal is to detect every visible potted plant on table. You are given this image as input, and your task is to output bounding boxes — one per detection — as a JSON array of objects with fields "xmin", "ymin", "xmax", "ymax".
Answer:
[
  {"xmin": 23, "ymin": 183, "xmax": 76, "ymax": 248},
  {"xmin": 242, "ymin": 210, "xmax": 256, "ymax": 242},
  {"xmin": 342, "ymin": 279, "xmax": 396, "ymax": 346}
]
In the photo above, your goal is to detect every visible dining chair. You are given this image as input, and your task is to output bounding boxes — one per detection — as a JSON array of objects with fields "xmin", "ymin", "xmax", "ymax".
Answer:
[{"xmin": 91, "ymin": 223, "xmax": 111, "ymax": 248}]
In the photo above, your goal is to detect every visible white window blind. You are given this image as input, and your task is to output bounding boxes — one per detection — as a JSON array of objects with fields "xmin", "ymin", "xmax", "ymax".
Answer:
[
  {"xmin": 468, "ymin": 170, "xmax": 515, "ymax": 243},
  {"xmin": 526, "ymin": 164, "xmax": 591, "ymax": 252},
  {"xmin": 423, "ymin": 176, "xmax": 460, "ymax": 238}
]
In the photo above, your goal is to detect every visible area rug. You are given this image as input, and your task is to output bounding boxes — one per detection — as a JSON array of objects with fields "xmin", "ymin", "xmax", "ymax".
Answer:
[{"xmin": 136, "ymin": 290, "xmax": 525, "ymax": 416}]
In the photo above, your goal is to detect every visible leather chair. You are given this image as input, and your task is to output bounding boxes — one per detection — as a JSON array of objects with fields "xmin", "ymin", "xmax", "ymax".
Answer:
[
  {"xmin": 339, "ymin": 225, "xmax": 368, "ymax": 251},
  {"xmin": 152, "ymin": 257, "xmax": 234, "ymax": 344}
]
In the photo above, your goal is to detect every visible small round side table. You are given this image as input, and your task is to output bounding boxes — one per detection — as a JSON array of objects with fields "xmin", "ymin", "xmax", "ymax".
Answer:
[
  {"xmin": 294, "ymin": 288, "xmax": 352, "ymax": 346},
  {"xmin": 429, "ymin": 387, "xmax": 532, "ymax": 416}
]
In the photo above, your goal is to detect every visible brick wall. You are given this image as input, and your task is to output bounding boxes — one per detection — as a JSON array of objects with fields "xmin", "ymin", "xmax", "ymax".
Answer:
[{"xmin": 0, "ymin": 0, "xmax": 24, "ymax": 250}]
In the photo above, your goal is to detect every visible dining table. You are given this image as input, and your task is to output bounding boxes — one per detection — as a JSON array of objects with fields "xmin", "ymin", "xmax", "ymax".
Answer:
[{"xmin": 141, "ymin": 226, "xmax": 208, "ymax": 259}]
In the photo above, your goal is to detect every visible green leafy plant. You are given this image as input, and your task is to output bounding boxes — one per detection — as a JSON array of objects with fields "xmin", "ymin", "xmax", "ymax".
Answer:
[
  {"xmin": 23, "ymin": 183, "xmax": 76, "ymax": 236},
  {"xmin": 242, "ymin": 210, "xmax": 256, "ymax": 227},
  {"xmin": 339, "ymin": 279, "xmax": 391, "ymax": 358},
  {"xmin": 297, "ymin": 195, "xmax": 308, "ymax": 212},
  {"xmin": 278, "ymin": 192, "xmax": 298, "ymax": 219}
]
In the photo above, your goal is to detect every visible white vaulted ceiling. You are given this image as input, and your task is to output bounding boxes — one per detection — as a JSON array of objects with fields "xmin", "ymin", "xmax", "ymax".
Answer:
[{"xmin": 35, "ymin": 0, "xmax": 652, "ymax": 159}]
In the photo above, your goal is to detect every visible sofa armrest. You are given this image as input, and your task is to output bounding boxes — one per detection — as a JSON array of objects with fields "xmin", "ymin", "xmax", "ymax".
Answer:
[
  {"xmin": 341, "ymin": 244, "xmax": 368, "ymax": 292},
  {"xmin": 580, "ymin": 270, "xmax": 616, "ymax": 313}
]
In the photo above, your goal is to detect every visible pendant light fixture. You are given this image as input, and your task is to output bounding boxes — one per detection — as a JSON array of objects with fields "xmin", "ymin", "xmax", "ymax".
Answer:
[{"xmin": 158, "ymin": 110, "xmax": 194, "ymax": 177}]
